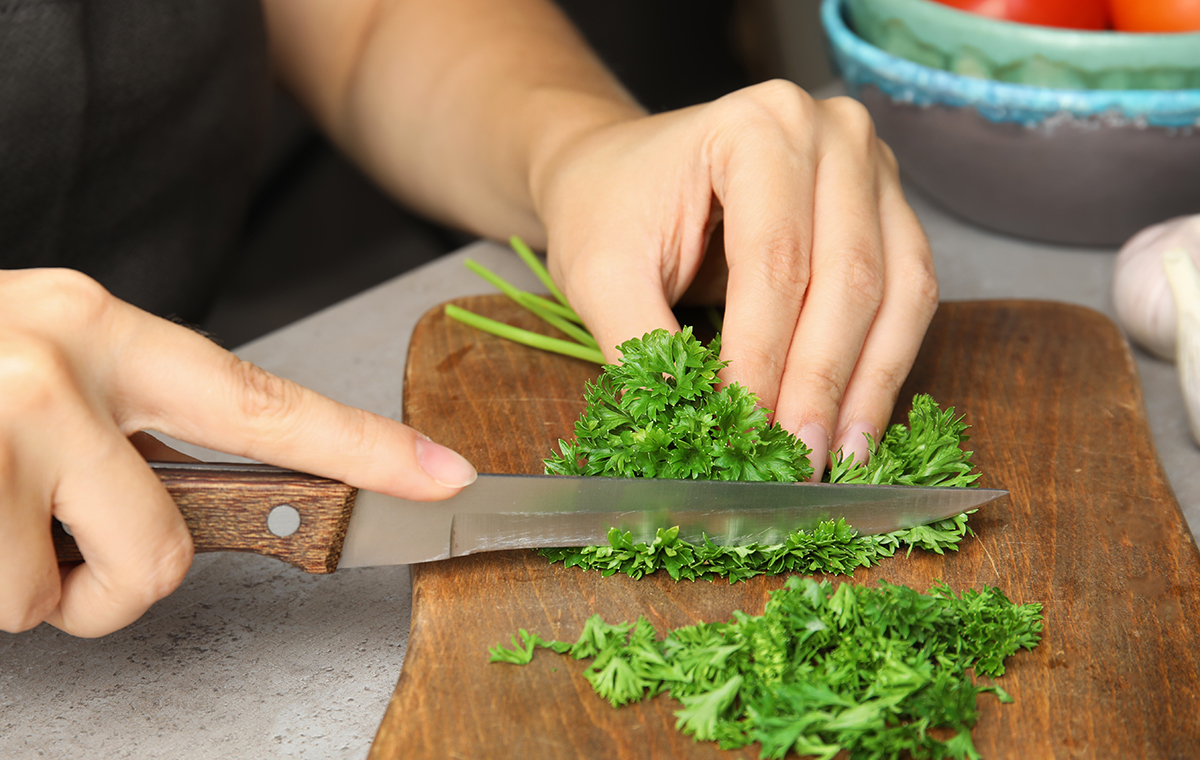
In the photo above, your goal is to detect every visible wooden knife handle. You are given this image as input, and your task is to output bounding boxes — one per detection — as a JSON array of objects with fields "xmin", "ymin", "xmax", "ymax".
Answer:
[{"xmin": 51, "ymin": 462, "xmax": 359, "ymax": 574}]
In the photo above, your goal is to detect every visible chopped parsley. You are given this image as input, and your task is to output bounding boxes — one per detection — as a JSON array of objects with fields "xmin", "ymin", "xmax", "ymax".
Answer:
[{"xmin": 491, "ymin": 576, "xmax": 1043, "ymax": 760}]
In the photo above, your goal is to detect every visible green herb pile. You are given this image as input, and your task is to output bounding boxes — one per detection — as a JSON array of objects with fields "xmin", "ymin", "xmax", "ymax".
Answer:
[
  {"xmin": 544, "ymin": 327, "xmax": 814, "ymax": 482},
  {"xmin": 539, "ymin": 327, "xmax": 980, "ymax": 582},
  {"xmin": 538, "ymin": 515, "xmax": 973, "ymax": 584},
  {"xmin": 491, "ymin": 576, "xmax": 1043, "ymax": 760},
  {"xmin": 465, "ymin": 241, "xmax": 1043, "ymax": 758}
]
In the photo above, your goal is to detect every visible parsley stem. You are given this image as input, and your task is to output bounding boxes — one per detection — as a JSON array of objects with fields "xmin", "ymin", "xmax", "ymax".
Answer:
[
  {"xmin": 509, "ymin": 235, "xmax": 571, "ymax": 310},
  {"xmin": 446, "ymin": 304, "xmax": 605, "ymax": 364}
]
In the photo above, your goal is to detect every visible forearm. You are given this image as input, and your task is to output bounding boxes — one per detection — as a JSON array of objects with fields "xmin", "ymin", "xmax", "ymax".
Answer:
[{"xmin": 263, "ymin": 0, "xmax": 645, "ymax": 246}]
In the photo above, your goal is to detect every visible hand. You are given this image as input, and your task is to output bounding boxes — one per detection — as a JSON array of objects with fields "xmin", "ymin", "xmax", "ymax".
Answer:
[
  {"xmin": 0, "ymin": 269, "xmax": 475, "ymax": 637},
  {"xmin": 535, "ymin": 81, "xmax": 938, "ymax": 479}
]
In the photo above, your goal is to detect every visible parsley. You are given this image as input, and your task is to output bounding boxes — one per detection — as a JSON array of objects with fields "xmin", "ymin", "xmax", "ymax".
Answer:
[
  {"xmin": 545, "ymin": 327, "xmax": 814, "ymax": 482},
  {"xmin": 539, "ymin": 513, "xmax": 973, "ymax": 583},
  {"xmin": 827, "ymin": 393, "xmax": 980, "ymax": 489},
  {"xmin": 541, "ymin": 328, "xmax": 981, "ymax": 580},
  {"xmin": 491, "ymin": 577, "xmax": 1043, "ymax": 760},
  {"xmin": 453, "ymin": 249, "xmax": 984, "ymax": 579}
]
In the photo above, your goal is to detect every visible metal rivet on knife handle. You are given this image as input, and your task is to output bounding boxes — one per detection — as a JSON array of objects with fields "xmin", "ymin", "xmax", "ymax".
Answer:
[
  {"xmin": 267, "ymin": 504, "xmax": 302, "ymax": 537},
  {"xmin": 49, "ymin": 462, "xmax": 359, "ymax": 574}
]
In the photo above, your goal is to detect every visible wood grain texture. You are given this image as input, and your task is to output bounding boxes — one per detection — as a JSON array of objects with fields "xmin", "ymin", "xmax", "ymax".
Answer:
[
  {"xmin": 372, "ymin": 296, "xmax": 1200, "ymax": 760},
  {"xmin": 53, "ymin": 463, "xmax": 358, "ymax": 573}
]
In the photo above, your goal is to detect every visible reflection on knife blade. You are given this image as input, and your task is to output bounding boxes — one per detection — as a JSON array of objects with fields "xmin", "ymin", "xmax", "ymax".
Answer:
[{"xmin": 337, "ymin": 474, "xmax": 1007, "ymax": 568}]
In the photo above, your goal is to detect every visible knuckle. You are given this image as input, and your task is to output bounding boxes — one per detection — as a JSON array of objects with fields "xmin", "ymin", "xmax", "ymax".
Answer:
[
  {"xmin": 112, "ymin": 529, "xmax": 194, "ymax": 614},
  {"xmin": 142, "ymin": 533, "xmax": 194, "ymax": 603},
  {"xmin": 341, "ymin": 405, "xmax": 375, "ymax": 454},
  {"xmin": 861, "ymin": 362, "xmax": 909, "ymax": 399},
  {"xmin": 738, "ymin": 343, "xmax": 788, "ymax": 390},
  {"xmin": 716, "ymin": 79, "xmax": 814, "ymax": 134},
  {"xmin": 754, "ymin": 235, "xmax": 812, "ymax": 299},
  {"xmin": 19, "ymin": 269, "xmax": 114, "ymax": 331},
  {"xmin": 836, "ymin": 248, "xmax": 886, "ymax": 308},
  {"xmin": 228, "ymin": 358, "xmax": 304, "ymax": 426},
  {"xmin": 901, "ymin": 253, "xmax": 940, "ymax": 312},
  {"xmin": 0, "ymin": 335, "xmax": 76, "ymax": 413},
  {"xmin": 797, "ymin": 362, "xmax": 849, "ymax": 412},
  {"xmin": 752, "ymin": 78, "xmax": 803, "ymax": 100},
  {"xmin": 825, "ymin": 96, "xmax": 877, "ymax": 141},
  {"xmin": 0, "ymin": 570, "xmax": 61, "ymax": 633},
  {"xmin": 754, "ymin": 79, "xmax": 814, "ymax": 121},
  {"xmin": 877, "ymin": 139, "xmax": 900, "ymax": 176},
  {"xmin": 1, "ymin": 605, "xmax": 49, "ymax": 634}
]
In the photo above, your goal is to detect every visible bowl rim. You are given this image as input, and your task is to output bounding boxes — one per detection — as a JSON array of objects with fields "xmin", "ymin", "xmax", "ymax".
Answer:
[
  {"xmin": 846, "ymin": 0, "xmax": 1200, "ymax": 71},
  {"xmin": 853, "ymin": 0, "xmax": 1200, "ymax": 43},
  {"xmin": 822, "ymin": 0, "xmax": 1200, "ymax": 126}
]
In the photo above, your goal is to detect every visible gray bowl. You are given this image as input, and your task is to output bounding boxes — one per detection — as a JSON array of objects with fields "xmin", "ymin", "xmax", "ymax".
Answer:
[{"xmin": 822, "ymin": 0, "xmax": 1200, "ymax": 247}]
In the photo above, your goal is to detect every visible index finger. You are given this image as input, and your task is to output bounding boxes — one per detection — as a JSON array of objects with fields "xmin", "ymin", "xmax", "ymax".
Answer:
[
  {"xmin": 710, "ymin": 97, "xmax": 817, "ymax": 417},
  {"xmin": 107, "ymin": 304, "xmax": 476, "ymax": 500},
  {"xmin": 558, "ymin": 243, "xmax": 684, "ymax": 364}
]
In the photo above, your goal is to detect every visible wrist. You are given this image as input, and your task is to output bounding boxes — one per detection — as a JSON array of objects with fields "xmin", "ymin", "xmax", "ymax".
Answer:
[{"xmin": 521, "ymin": 88, "xmax": 645, "ymax": 246}]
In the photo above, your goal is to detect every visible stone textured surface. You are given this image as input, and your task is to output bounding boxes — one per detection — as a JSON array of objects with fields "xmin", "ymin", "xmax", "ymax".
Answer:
[{"xmin": 2, "ymin": 206, "xmax": 1196, "ymax": 759}]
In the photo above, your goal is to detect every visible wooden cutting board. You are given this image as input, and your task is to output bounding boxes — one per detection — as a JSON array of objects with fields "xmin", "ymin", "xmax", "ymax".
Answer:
[{"xmin": 370, "ymin": 296, "xmax": 1200, "ymax": 760}]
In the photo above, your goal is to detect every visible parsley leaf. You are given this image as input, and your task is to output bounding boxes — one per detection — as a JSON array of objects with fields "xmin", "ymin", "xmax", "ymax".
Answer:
[
  {"xmin": 490, "ymin": 577, "xmax": 1043, "ymax": 760},
  {"xmin": 539, "ymin": 514, "xmax": 974, "ymax": 583},
  {"xmin": 544, "ymin": 328, "xmax": 814, "ymax": 483}
]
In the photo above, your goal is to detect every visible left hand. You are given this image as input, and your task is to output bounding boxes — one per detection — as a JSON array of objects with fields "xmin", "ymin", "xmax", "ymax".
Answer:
[{"xmin": 534, "ymin": 81, "xmax": 938, "ymax": 480}]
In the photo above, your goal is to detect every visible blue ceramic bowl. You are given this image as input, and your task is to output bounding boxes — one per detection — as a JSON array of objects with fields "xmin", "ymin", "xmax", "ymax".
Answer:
[{"xmin": 821, "ymin": 0, "xmax": 1200, "ymax": 246}]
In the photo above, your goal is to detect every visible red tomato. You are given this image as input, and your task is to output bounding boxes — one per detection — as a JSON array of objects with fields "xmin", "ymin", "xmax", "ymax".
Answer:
[
  {"xmin": 1110, "ymin": 0, "xmax": 1200, "ymax": 32},
  {"xmin": 930, "ymin": 0, "xmax": 1110, "ymax": 29}
]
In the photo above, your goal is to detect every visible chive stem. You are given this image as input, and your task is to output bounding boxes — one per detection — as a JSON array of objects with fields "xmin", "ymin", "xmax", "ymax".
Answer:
[
  {"xmin": 465, "ymin": 258, "xmax": 584, "ymax": 324},
  {"xmin": 446, "ymin": 305, "xmax": 605, "ymax": 364},
  {"xmin": 509, "ymin": 236, "xmax": 571, "ymax": 309},
  {"xmin": 513, "ymin": 292, "xmax": 600, "ymax": 349}
]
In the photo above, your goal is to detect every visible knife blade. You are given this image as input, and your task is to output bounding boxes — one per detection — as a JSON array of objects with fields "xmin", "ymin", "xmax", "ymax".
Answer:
[{"xmin": 50, "ymin": 461, "xmax": 1005, "ymax": 573}]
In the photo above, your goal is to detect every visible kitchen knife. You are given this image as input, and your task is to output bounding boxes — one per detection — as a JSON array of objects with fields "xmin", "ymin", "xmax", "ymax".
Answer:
[{"xmin": 51, "ymin": 461, "xmax": 1005, "ymax": 573}]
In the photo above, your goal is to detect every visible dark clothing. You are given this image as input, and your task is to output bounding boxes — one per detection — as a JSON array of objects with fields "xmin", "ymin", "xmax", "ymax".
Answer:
[
  {"xmin": 0, "ymin": 1, "xmax": 749, "ymax": 335},
  {"xmin": 0, "ymin": 0, "xmax": 270, "ymax": 321}
]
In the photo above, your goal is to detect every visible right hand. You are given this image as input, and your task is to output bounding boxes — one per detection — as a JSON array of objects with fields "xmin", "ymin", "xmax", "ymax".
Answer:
[
  {"xmin": 0, "ymin": 268, "xmax": 476, "ymax": 638},
  {"xmin": 537, "ymin": 84, "xmax": 937, "ymax": 479}
]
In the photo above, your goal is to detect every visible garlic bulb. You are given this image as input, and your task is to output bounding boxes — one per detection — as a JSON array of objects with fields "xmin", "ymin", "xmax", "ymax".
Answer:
[
  {"xmin": 1113, "ymin": 215, "xmax": 1200, "ymax": 360},
  {"xmin": 1163, "ymin": 248, "xmax": 1200, "ymax": 447}
]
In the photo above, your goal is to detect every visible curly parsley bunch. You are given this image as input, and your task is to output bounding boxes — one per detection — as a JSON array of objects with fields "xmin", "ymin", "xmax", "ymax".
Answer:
[
  {"xmin": 544, "ymin": 327, "xmax": 814, "ymax": 482},
  {"xmin": 539, "ymin": 329, "xmax": 983, "ymax": 582}
]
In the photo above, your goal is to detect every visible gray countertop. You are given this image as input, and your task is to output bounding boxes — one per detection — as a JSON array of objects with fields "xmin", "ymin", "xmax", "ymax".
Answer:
[{"xmin": 2, "ymin": 189, "xmax": 1196, "ymax": 759}]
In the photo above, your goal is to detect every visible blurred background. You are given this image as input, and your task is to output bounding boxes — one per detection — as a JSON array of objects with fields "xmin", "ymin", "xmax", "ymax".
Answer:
[{"xmin": 201, "ymin": 0, "xmax": 830, "ymax": 347}]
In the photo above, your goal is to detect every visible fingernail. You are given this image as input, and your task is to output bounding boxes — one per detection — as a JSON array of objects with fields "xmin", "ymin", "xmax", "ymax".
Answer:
[
  {"xmin": 835, "ymin": 422, "xmax": 877, "ymax": 469},
  {"xmin": 415, "ymin": 436, "xmax": 477, "ymax": 488},
  {"xmin": 798, "ymin": 423, "xmax": 830, "ymax": 483}
]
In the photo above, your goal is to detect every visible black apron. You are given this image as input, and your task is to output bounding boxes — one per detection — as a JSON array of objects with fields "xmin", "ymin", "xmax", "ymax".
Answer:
[{"xmin": 0, "ymin": 0, "xmax": 271, "ymax": 321}]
